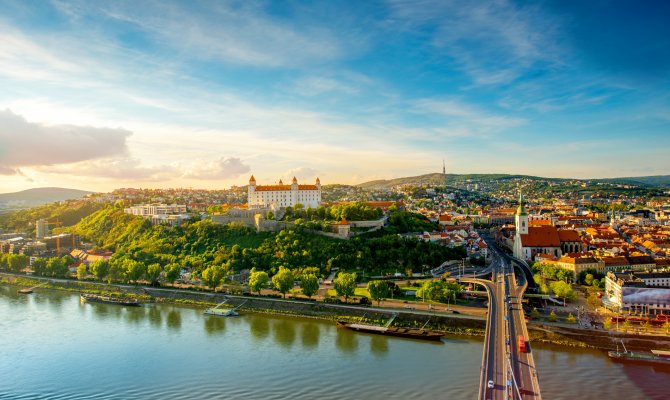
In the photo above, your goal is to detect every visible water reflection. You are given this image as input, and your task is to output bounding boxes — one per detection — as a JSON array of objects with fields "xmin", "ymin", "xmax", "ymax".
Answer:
[
  {"xmin": 273, "ymin": 318, "xmax": 296, "ymax": 348},
  {"xmin": 204, "ymin": 316, "xmax": 226, "ymax": 336},
  {"xmin": 249, "ymin": 316, "xmax": 270, "ymax": 341},
  {"xmin": 300, "ymin": 323, "xmax": 319, "ymax": 349},
  {"xmin": 369, "ymin": 335, "xmax": 389, "ymax": 358},
  {"xmin": 166, "ymin": 310, "xmax": 181, "ymax": 331},
  {"xmin": 147, "ymin": 306, "xmax": 162, "ymax": 328},
  {"xmin": 335, "ymin": 329, "xmax": 358, "ymax": 353},
  {"xmin": 125, "ymin": 306, "xmax": 145, "ymax": 325},
  {"xmin": 46, "ymin": 294, "xmax": 65, "ymax": 311}
]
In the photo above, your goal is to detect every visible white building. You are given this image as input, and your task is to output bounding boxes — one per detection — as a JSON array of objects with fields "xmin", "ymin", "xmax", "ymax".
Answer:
[
  {"xmin": 123, "ymin": 204, "xmax": 189, "ymax": 225},
  {"xmin": 247, "ymin": 175, "xmax": 321, "ymax": 209},
  {"xmin": 36, "ymin": 219, "xmax": 48, "ymax": 239},
  {"xmin": 124, "ymin": 204, "xmax": 188, "ymax": 216}
]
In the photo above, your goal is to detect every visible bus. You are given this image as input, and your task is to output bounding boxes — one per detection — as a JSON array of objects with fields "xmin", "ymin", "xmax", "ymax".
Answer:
[{"xmin": 518, "ymin": 335, "xmax": 527, "ymax": 353}]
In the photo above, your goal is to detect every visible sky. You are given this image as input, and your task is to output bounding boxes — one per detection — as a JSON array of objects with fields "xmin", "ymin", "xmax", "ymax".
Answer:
[{"xmin": 0, "ymin": 0, "xmax": 669, "ymax": 193}]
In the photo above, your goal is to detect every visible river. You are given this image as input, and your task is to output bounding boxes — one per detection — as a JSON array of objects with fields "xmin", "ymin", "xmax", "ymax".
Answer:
[{"xmin": 0, "ymin": 286, "xmax": 668, "ymax": 400}]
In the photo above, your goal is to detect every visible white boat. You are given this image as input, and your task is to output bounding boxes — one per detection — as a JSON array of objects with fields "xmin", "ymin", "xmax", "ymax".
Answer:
[
  {"xmin": 204, "ymin": 308, "xmax": 239, "ymax": 317},
  {"xmin": 204, "ymin": 298, "xmax": 246, "ymax": 317}
]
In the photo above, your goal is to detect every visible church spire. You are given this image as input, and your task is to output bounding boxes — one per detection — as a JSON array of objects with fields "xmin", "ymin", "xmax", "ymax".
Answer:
[{"xmin": 516, "ymin": 191, "xmax": 528, "ymax": 216}]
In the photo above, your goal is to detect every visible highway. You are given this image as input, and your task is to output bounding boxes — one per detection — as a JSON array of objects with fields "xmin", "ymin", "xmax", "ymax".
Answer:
[{"xmin": 462, "ymin": 235, "xmax": 542, "ymax": 400}]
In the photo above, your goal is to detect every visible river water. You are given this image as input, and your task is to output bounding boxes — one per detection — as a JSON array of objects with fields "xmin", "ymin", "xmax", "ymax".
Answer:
[{"xmin": 0, "ymin": 286, "xmax": 668, "ymax": 400}]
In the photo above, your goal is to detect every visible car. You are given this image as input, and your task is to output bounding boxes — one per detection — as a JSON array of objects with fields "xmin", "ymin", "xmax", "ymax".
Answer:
[{"xmin": 487, "ymin": 380, "xmax": 494, "ymax": 389}]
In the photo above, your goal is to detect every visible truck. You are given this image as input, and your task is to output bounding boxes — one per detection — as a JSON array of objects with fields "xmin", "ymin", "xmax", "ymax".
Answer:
[{"xmin": 518, "ymin": 335, "xmax": 527, "ymax": 353}]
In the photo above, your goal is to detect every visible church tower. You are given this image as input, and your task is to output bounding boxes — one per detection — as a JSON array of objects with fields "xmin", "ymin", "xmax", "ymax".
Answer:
[
  {"xmin": 513, "ymin": 191, "xmax": 528, "ymax": 259},
  {"xmin": 515, "ymin": 192, "xmax": 529, "ymax": 235}
]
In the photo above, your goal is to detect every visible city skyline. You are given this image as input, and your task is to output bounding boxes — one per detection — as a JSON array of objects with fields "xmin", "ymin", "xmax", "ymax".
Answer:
[{"xmin": 1, "ymin": 0, "xmax": 669, "ymax": 192}]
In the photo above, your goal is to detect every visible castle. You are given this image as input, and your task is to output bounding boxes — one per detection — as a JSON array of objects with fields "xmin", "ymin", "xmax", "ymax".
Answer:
[{"xmin": 247, "ymin": 175, "xmax": 322, "ymax": 209}]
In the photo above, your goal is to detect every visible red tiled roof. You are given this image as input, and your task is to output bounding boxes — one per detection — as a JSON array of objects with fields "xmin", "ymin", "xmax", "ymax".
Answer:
[
  {"xmin": 558, "ymin": 229, "xmax": 581, "ymax": 242},
  {"xmin": 529, "ymin": 220, "xmax": 552, "ymax": 226},
  {"xmin": 520, "ymin": 226, "xmax": 561, "ymax": 247},
  {"xmin": 602, "ymin": 256, "xmax": 629, "ymax": 266},
  {"xmin": 254, "ymin": 184, "xmax": 318, "ymax": 191}
]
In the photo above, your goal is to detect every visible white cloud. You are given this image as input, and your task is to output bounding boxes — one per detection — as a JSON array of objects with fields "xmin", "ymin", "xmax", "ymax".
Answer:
[
  {"xmin": 0, "ymin": 109, "xmax": 131, "ymax": 174},
  {"xmin": 411, "ymin": 98, "xmax": 526, "ymax": 132},
  {"xmin": 182, "ymin": 157, "xmax": 251, "ymax": 180},
  {"xmin": 39, "ymin": 157, "xmax": 177, "ymax": 181},
  {"xmin": 63, "ymin": 0, "xmax": 349, "ymax": 68},
  {"xmin": 387, "ymin": 0, "xmax": 562, "ymax": 85}
]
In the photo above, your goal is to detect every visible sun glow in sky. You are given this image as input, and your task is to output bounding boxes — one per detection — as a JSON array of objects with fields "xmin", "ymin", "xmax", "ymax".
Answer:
[{"xmin": 0, "ymin": 0, "xmax": 669, "ymax": 192}]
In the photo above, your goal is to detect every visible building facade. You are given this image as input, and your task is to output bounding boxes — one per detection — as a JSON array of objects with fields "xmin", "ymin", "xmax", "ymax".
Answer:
[{"xmin": 247, "ymin": 175, "xmax": 321, "ymax": 209}]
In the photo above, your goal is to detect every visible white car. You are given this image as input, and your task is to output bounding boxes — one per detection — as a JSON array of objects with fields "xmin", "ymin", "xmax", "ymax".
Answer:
[{"xmin": 487, "ymin": 380, "xmax": 494, "ymax": 389}]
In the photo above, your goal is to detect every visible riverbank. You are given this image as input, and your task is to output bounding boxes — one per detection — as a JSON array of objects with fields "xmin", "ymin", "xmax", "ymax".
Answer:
[{"xmin": 3, "ymin": 272, "xmax": 669, "ymax": 351}]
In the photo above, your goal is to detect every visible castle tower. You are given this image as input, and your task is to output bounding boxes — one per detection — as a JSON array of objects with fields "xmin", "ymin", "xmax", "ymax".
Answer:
[
  {"xmin": 315, "ymin": 177, "xmax": 321, "ymax": 190},
  {"xmin": 248, "ymin": 175, "xmax": 256, "ymax": 208},
  {"xmin": 291, "ymin": 176, "xmax": 299, "ymax": 205}
]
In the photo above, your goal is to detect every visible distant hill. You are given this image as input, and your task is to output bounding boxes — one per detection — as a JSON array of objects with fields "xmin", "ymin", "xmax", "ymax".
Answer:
[
  {"xmin": 0, "ymin": 187, "xmax": 93, "ymax": 209},
  {"xmin": 594, "ymin": 175, "xmax": 670, "ymax": 188},
  {"xmin": 357, "ymin": 173, "xmax": 670, "ymax": 190},
  {"xmin": 356, "ymin": 173, "xmax": 552, "ymax": 190}
]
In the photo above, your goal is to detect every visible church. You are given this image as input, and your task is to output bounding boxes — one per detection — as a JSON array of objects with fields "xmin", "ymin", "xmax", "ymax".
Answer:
[
  {"xmin": 247, "ymin": 175, "xmax": 322, "ymax": 209},
  {"xmin": 512, "ymin": 194, "xmax": 584, "ymax": 260}
]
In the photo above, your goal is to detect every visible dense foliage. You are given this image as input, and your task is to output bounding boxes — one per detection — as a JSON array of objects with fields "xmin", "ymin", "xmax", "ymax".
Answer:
[
  {"xmin": 0, "ymin": 200, "xmax": 104, "ymax": 235},
  {"xmin": 73, "ymin": 206, "xmax": 465, "ymax": 280}
]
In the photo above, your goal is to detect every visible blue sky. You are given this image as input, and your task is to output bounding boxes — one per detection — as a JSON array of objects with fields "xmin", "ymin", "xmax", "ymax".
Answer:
[{"xmin": 0, "ymin": 0, "xmax": 668, "ymax": 192}]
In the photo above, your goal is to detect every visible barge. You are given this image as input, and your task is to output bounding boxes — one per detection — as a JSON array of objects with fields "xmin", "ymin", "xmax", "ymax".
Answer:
[
  {"xmin": 80, "ymin": 293, "xmax": 141, "ymax": 307},
  {"xmin": 336, "ymin": 314, "xmax": 443, "ymax": 342},
  {"xmin": 608, "ymin": 341, "xmax": 670, "ymax": 365}
]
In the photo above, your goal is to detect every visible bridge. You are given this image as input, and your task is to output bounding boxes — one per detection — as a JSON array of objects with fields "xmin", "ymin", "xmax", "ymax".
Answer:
[{"xmin": 460, "ymin": 236, "xmax": 542, "ymax": 400}]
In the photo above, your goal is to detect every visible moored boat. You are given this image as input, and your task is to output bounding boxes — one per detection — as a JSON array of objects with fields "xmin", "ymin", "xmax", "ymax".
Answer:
[
  {"xmin": 80, "ymin": 293, "xmax": 141, "ymax": 307},
  {"xmin": 336, "ymin": 314, "xmax": 443, "ymax": 342},
  {"xmin": 203, "ymin": 298, "xmax": 245, "ymax": 317},
  {"xmin": 608, "ymin": 341, "xmax": 670, "ymax": 365}
]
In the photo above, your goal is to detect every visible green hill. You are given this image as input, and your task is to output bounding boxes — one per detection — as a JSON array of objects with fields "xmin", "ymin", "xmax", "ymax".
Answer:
[
  {"xmin": 356, "ymin": 173, "xmax": 552, "ymax": 190},
  {"xmin": 594, "ymin": 175, "xmax": 670, "ymax": 188}
]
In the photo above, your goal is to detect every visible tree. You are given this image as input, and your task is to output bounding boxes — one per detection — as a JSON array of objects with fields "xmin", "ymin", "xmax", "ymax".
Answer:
[
  {"xmin": 587, "ymin": 294, "xmax": 601, "ymax": 309},
  {"xmin": 417, "ymin": 280, "xmax": 445, "ymax": 302},
  {"xmin": 443, "ymin": 281, "xmax": 462, "ymax": 302},
  {"xmin": 47, "ymin": 257, "xmax": 70, "ymax": 278},
  {"xmin": 300, "ymin": 274, "xmax": 319, "ymax": 298},
  {"xmin": 566, "ymin": 313, "xmax": 576, "ymax": 324},
  {"xmin": 367, "ymin": 280, "xmax": 390, "ymax": 306},
  {"xmin": 76, "ymin": 263, "xmax": 87, "ymax": 280},
  {"xmin": 165, "ymin": 263, "xmax": 181, "ymax": 284},
  {"xmin": 201, "ymin": 265, "xmax": 225, "ymax": 290},
  {"xmin": 89, "ymin": 259, "xmax": 110, "ymax": 282},
  {"xmin": 248, "ymin": 268, "xmax": 269, "ymax": 295},
  {"xmin": 31, "ymin": 257, "xmax": 48, "ymax": 276},
  {"xmin": 664, "ymin": 321, "xmax": 670, "ymax": 334},
  {"xmin": 146, "ymin": 263, "xmax": 162, "ymax": 285},
  {"xmin": 273, "ymin": 266, "xmax": 295, "ymax": 298},
  {"xmin": 584, "ymin": 273, "xmax": 594, "ymax": 286},
  {"xmin": 548, "ymin": 310, "xmax": 557, "ymax": 322},
  {"xmin": 124, "ymin": 259, "xmax": 147, "ymax": 284},
  {"xmin": 8, "ymin": 254, "xmax": 29, "ymax": 273},
  {"xmin": 592, "ymin": 278, "xmax": 600, "ymax": 288},
  {"xmin": 333, "ymin": 272, "xmax": 357, "ymax": 303},
  {"xmin": 622, "ymin": 319, "xmax": 632, "ymax": 332},
  {"xmin": 530, "ymin": 307, "xmax": 540, "ymax": 319},
  {"xmin": 550, "ymin": 281, "xmax": 575, "ymax": 304},
  {"xmin": 641, "ymin": 321, "xmax": 651, "ymax": 332},
  {"xmin": 603, "ymin": 318, "xmax": 613, "ymax": 330}
]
